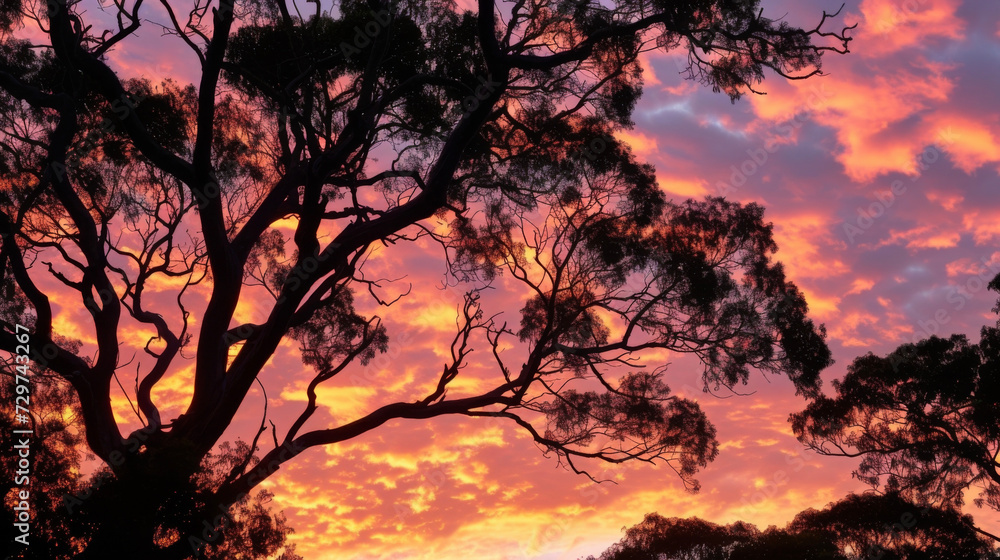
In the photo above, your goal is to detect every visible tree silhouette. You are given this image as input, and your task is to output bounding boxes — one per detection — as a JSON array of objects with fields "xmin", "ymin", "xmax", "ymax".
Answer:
[
  {"xmin": 1, "ymin": 350, "xmax": 86, "ymax": 559},
  {"xmin": 1, "ymin": 368, "xmax": 301, "ymax": 560},
  {"xmin": 1, "ymin": 0, "xmax": 851, "ymax": 556},
  {"xmin": 791, "ymin": 320, "xmax": 1000, "ymax": 544},
  {"xmin": 788, "ymin": 492, "xmax": 994, "ymax": 560},
  {"xmin": 590, "ymin": 514, "xmax": 758, "ymax": 560},
  {"xmin": 587, "ymin": 513, "xmax": 842, "ymax": 560},
  {"xmin": 587, "ymin": 493, "xmax": 995, "ymax": 560}
]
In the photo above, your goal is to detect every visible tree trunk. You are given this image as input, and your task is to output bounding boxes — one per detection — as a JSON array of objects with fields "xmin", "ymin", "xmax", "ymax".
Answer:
[
  {"xmin": 78, "ymin": 493, "xmax": 161, "ymax": 559},
  {"xmin": 75, "ymin": 461, "xmax": 197, "ymax": 560}
]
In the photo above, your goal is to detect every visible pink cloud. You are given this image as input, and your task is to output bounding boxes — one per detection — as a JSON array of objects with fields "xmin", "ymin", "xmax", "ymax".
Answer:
[{"xmin": 853, "ymin": 0, "xmax": 966, "ymax": 56}]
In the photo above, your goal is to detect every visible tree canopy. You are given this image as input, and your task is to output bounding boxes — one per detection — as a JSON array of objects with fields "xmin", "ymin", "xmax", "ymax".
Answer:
[
  {"xmin": 588, "ymin": 492, "xmax": 995, "ymax": 560},
  {"xmin": 1, "ymin": 358, "xmax": 86, "ymax": 558},
  {"xmin": 1, "ymin": 366, "xmax": 301, "ymax": 559},
  {"xmin": 792, "ymin": 317, "xmax": 1000, "ymax": 544},
  {"xmin": 0, "ymin": 0, "xmax": 850, "ymax": 556}
]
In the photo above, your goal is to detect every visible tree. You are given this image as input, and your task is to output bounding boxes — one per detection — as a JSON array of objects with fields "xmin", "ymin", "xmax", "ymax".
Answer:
[
  {"xmin": 590, "ymin": 514, "xmax": 758, "ymax": 560},
  {"xmin": 791, "ymin": 325, "xmax": 1000, "ymax": 544},
  {"xmin": 0, "ymin": 0, "xmax": 851, "ymax": 556},
  {"xmin": 728, "ymin": 527, "xmax": 842, "ymax": 560},
  {"xmin": 1, "ymin": 348, "xmax": 87, "ymax": 559},
  {"xmin": 788, "ymin": 492, "xmax": 995, "ymax": 560},
  {"xmin": 586, "ymin": 493, "xmax": 995, "ymax": 560},
  {"xmin": 586, "ymin": 513, "xmax": 843, "ymax": 560},
  {"xmin": 1, "ymin": 366, "xmax": 301, "ymax": 560}
]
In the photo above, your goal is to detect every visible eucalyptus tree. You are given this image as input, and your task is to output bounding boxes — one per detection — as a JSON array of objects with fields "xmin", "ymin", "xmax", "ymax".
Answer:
[
  {"xmin": 589, "ymin": 493, "xmax": 994, "ymax": 560},
  {"xmin": 792, "ymin": 326, "xmax": 1000, "ymax": 544},
  {"xmin": 0, "ymin": 0, "xmax": 850, "ymax": 556}
]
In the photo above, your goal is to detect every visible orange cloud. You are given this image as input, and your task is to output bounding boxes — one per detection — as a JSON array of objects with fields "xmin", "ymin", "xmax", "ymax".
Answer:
[
  {"xmin": 616, "ymin": 130, "xmax": 659, "ymax": 157},
  {"xmin": 657, "ymin": 174, "xmax": 710, "ymax": 198},
  {"xmin": 876, "ymin": 225, "xmax": 961, "ymax": 249},
  {"xmin": 945, "ymin": 253, "xmax": 1000, "ymax": 277},
  {"xmin": 854, "ymin": 0, "xmax": 966, "ymax": 55},
  {"xmin": 925, "ymin": 190, "xmax": 964, "ymax": 211},
  {"xmin": 926, "ymin": 113, "xmax": 1000, "ymax": 173},
  {"xmin": 846, "ymin": 278, "xmax": 876, "ymax": 295},
  {"xmin": 772, "ymin": 214, "xmax": 849, "ymax": 281},
  {"xmin": 962, "ymin": 209, "xmax": 1000, "ymax": 245},
  {"xmin": 749, "ymin": 57, "xmax": 956, "ymax": 182}
]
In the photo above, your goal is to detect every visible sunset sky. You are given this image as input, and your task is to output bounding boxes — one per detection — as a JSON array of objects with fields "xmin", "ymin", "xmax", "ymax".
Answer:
[{"xmin": 28, "ymin": 0, "xmax": 1000, "ymax": 558}]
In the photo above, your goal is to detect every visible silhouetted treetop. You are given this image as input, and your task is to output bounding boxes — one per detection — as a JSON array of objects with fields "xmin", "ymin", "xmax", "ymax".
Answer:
[
  {"xmin": 792, "ymin": 327, "xmax": 1000, "ymax": 534},
  {"xmin": 589, "ymin": 493, "xmax": 996, "ymax": 560},
  {"xmin": 789, "ymin": 492, "xmax": 994, "ymax": 560}
]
